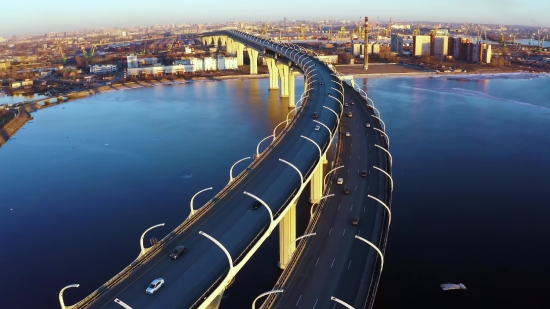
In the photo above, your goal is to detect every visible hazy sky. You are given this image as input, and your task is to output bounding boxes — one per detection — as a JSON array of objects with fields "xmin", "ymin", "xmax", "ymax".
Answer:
[{"xmin": 2, "ymin": 0, "xmax": 548, "ymax": 37}]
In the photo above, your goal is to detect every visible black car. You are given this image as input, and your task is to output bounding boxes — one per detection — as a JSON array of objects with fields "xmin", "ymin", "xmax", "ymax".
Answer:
[
  {"xmin": 169, "ymin": 245, "xmax": 186, "ymax": 260},
  {"xmin": 312, "ymin": 112, "xmax": 318, "ymax": 119},
  {"xmin": 251, "ymin": 202, "xmax": 261, "ymax": 210},
  {"xmin": 344, "ymin": 188, "xmax": 351, "ymax": 195},
  {"xmin": 361, "ymin": 171, "xmax": 368, "ymax": 177},
  {"xmin": 319, "ymin": 81, "xmax": 324, "ymax": 85}
]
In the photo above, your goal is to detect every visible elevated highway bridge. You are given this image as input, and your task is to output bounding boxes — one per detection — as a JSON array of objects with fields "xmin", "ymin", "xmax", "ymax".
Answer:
[{"xmin": 60, "ymin": 30, "xmax": 392, "ymax": 309}]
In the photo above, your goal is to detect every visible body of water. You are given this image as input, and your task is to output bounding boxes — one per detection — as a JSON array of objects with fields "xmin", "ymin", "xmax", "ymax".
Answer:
[
  {"xmin": 1, "ymin": 74, "xmax": 549, "ymax": 309},
  {"xmin": 0, "ymin": 92, "xmax": 47, "ymax": 105}
]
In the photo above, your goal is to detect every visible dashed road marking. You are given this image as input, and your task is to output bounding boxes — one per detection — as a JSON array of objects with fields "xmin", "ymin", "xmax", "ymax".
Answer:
[
  {"xmin": 331, "ymin": 258, "xmax": 335, "ymax": 267},
  {"xmin": 315, "ymin": 258, "xmax": 320, "ymax": 267},
  {"xmin": 313, "ymin": 299, "xmax": 319, "ymax": 309},
  {"xmin": 329, "ymin": 228, "xmax": 332, "ymax": 235},
  {"xmin": 350, "ymin": 205, "xmax": 353, "ymax": 211},
  {"xmin": 342, "ymin": 229, "xmax": 346, "ymax": 236},
  {"xmin": 296, "ymin": 295, "xmax": 302, "ymax": 306},
  {"xmin": 348, "ymin": 260, "xmax": 352, "ymax": 269}
]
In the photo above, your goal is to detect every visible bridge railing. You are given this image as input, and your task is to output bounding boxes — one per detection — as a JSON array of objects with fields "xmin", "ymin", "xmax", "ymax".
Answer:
[{"xmin": 74, "ymin": 35, "xmax": 317, "ymax": 309}]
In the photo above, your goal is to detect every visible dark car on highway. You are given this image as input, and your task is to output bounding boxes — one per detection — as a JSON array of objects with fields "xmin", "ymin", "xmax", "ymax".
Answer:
[
  {"xmin": 361, "ymin": 171, "xmax": 368, "ymax": 177},
  {"xmin": 170, "ymin": 245, "xmax": 186, "ymax": 260},
  {"xmin": 251, "ymin": 202, "xmax": 261, "ymax": 210},
  {"xmin": 344, "ymin": 188, "xmax": 351, "ymax": 195}
]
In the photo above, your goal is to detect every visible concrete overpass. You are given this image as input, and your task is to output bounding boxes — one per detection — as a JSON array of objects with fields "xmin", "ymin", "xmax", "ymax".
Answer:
[{"xmin": 60, "ymin": 30, "xmax": 391, "ymax": 309}]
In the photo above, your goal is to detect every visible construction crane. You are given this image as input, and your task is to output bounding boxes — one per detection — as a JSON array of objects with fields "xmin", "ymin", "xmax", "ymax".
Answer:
[
  {"xmin": 261, "ymin": 23, "xmax": 268, "ymax": 39},
  {"xmin": 413, "ymin": 25, "xmax": 421, "ymax": 36},
  {"xmin": 56, "ymin": 42, "xmax": 67, "ymax": 65},
  {"xmin": 299, "ymin": 23, "xmax": 306, "ymax": 40},
  {"xmin": 476, "ymin": 30, "xmax": 482, "ymax": 44},
  {"xmin": 500, "ymin": 34, "xmax": 506, "ymax": 47},
  {"xmin": 537, "ymin": 28, "xmax": 546, "ymax": 51},
  {"xmin": 167, "ymin": 37, "xmax": 178, "ymax": 53}
]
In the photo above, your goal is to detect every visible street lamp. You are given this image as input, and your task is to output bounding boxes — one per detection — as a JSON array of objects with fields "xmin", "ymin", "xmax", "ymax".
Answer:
[
  {"xmin": 59, "ymin": 284, "xmax": 79, "ymax": 309},
  {"xmin": 288, "ymin": 233, "xmax": 316, "ymax": 260},
  {"xmin": 189, "ymin": 187, "xmax": 213, "ymax": 217},
  {"xmin": 286, "ymin": 106, "xmax": 301, "ymax": 125},
  {"xmin": 257, "ymin": 134, "xmax": 274, "ymax": 157},
  {"xmin": 354, "ymin": 234, "xmax": 385, "ymax": 272},
  {"xmin": 252, "ymin": 289, "xmax": 284, "ymax": 309},
  {"xmin": 371, "ymin": 115, "xmax": 386, "ymax": 131},
  {"xmin": 229, "ymin": 157, "xmax": 251, "ymax": 183},
  {"xmin": 300, "ymin": 135, "xmax": 322, "ymax": 163},
  {"xmin": 323, "ymin": 105, "xmax": 341, "ymax": 128},
  {"xmin": 324, "ymin": 165, "xmax": 344, "ymax": 185},
  {"xmin": 330, "ymin": 86, "xmax": 344, "ymax": 99},
  {"xmin": 368, "ymin": 195, "xmax": 392, "ymax": 226},
  {"xmin": 273, "ymin": 120, "xmax": 288, "ymax": 140},
  {"xmin": 140, "ymin": 223, "xmax": 165, "ymax": 257},
  {"xmin": 374, "ymin": 144, "xmax": 392, "ymax": 166},
  {"xmin": 373, "ymin": 128, "xmax": 390, "ymax": 148},
  {"xmin": 327, "ymin": 94, "xmax": 344, "ymax": 110},
  {"xmin": 278, "ymin": 158, "xmax": 303, "ymax": 184},
  {"xmin": 243, "ymin": 191, "xmax": 274, "ymax": 224},
  {"xmin": 199, "ymin": 231, "xmax": 234, "ymax": 281},
  {"xmin": 330, "ymin": 296, "xmax": 355, "ymax": 309},
  {"xmin": 373, "ymin": 166, "xmax": 393, "ymax": 192},
  {"xmin": 310, "ymin": 194, "xmax": 335, "ymax": 219},
  {"xmin": 372, "ymin": 105, "xmax": 381, "ymax": 118}
]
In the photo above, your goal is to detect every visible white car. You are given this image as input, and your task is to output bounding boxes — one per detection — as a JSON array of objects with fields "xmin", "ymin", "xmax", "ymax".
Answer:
[
  {"xmin": 366, "ymin": 123, "xmax": 371, "ymax": 128},
  {"xmin": 315, "ymin": 126, "xmax": 320, "ymax": 131},
  {"xmin": 146, "ymin": 278, "xmax": 164, "ymax": 294},
  {"xmin": 344, "ymin": 103, "xmax": 349, "ymax": 107},
  {"xmin": 337, "ymin": 178, "xmax": 344, "ymax": 185},
  {"xmin": 345, "ymin": 132, "xmax": 350, "ymax": 137}
]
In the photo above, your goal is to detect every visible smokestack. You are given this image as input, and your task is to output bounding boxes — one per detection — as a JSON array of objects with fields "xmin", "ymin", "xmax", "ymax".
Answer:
[{"xmin": 364, "ymin": 17, "xmax": 369, "ymax": 70}]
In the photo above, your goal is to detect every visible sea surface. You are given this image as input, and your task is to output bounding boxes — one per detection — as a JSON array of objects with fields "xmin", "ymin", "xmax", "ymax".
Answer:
[{"xmin": 1, "ymin": 74, "xmax": 549, "ymax": 309}]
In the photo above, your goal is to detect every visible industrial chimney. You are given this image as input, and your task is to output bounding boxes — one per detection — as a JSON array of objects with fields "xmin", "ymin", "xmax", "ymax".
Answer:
[{"xmin": 364, "ymin": 17, "xmax": 369, "ymax": 70}]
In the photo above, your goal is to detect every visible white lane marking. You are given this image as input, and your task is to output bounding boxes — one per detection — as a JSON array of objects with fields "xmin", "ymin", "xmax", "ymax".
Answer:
[
  {"xmin": 350, "ymin": 155, "xmax": 352, "ymax": 159},
  {"xmin": 367, "ymin": 133, "xmax": 369, "ymax": 136},
  {"xmin": 348, "ymin": 168, "xmax": 349, "ymax": 173},
  {"xmin": 359, "ymin": 155, "xmax": 361, "ymax": 159},
  {"xmin": 358, "ymin": 230, "xmax": 361, "ymax": 235},
  {"xmin": 315, "ymin": 258, "xmax": 320, "ymax": 266},
  {"xmin": 338, "ymin": 204, "xmax": 340, "ymax": 210},
  {"xmin": 357, "ymin": 169, "xmax": 359, "ymax": 173},
  {"xmin": 348, "ymin": 260, "xmax": 352, "ymax": 269},
  {"xmin": 364, "ymin": 206, "xmax": 366, "ymax": 212},
  {"xmin": 355, "ymin": 185, "xmax": 358, "ymax": 190},
  {"xmin": 350, "ymin": 205, "xmax": 353, "ymax": 211},
  {"xmin": 342, "ymin": 229, "xmax": 346, "ymax": 236},
  {"xmin": 333, "ymin": 303, "xmax": 337, "ymax": 309},
  {"xmin": 331, "ymin": 258, "xmax": 335, "ymax": 267},
  {"xmin": 351, "ymin": 143, "xmax": 352, "ymax": 147},
  {"xmin": 329, "ymin": 228, "xmax": 332, "ymax": 235},
  {"xmin": 296, "ymin": 295, "xmax": 302, "ymax": 306},
  {"xmin": 313, "ymin": 299, "xmax": 319, "ymax": 309}
]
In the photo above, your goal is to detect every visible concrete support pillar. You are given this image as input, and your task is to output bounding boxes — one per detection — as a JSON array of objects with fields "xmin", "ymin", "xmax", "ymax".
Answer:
[
  {"xmin": 202, "ymin": 37, "xmax": 209, "ymax": 45},
  {"xmin": 288, "ymin": 71, "xmax": 295, "ymax": 107},
  {"xmin": 279, "ymin": 202, "xmax": 297, "ymax": 269},
  {"xmin": 249, "ymin": 49, "xmax": 259, "ymax": 75},
  {"xmin": 276, "ymin": 63, "xmax": 290, "ymax": 98},
  {"xmin": 234, "ymin": 42, "xmax": 245, "ymax": 66},
  {"xmin": 309, "ymin": 163, "xmax": 324, "ymax": 203},
  {"xmin": 204, "ymin": 292, "xmax": 224, "ymax": 309},
  {"xmin": 226, "ymin": 38, "xmax": 234, "ymax": 54},
  {"xmin": 322, "ymin": 152, "xmax": 328, "ymax": 164},
  {"xmin": 212, "ymin": 36, "xmax": 219, "ymax": 47},
  {"xmin": 220, "ymin": 36, "xmax": 227, "ymax": 48},
  {"xmin": 266, "ymin": 58, "xmax": 279, "ymax": 90}
]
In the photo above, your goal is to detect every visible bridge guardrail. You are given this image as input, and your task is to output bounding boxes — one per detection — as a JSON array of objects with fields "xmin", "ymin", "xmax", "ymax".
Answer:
[{"xmin": 75, "ymin": 36, "xmax": 316, "ymax": 309}]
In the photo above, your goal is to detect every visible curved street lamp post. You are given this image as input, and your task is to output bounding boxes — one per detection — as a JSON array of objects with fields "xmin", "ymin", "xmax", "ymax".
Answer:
[
  {"xmin": 59, "ymin": 284, "xmax": 80, "ymax": 309},
  {"xmin": 199, "ymin": 231, "xmax": 235, "ymax": 282},
  {"xmin": 310, "ymin": 194, "xmax": 335, "ymax": 219},
  {"xmin": 243, "ymin": 191, "xmax": 274, "ymax": 224},
  {"xmin": 252, "ymin": 290, "xmax": 284, "ymax": 309},
  {"xmin": 374, "ymin": 144, "xmax": 392, "ymax": 166},
  {"xmin": 288, "ymin": 233, "xmax": 316, "ymax": 260},
  {"xmin": 278, "ymin": 158, "xmax": 304, "ymax": 184},
  {"xmin": 324, "ymin": 165, "xmax": 344, "ymax": 185},
  {"xmin": 354, "ymin": 235, "xmax": 385, "ymax": 272},
  {"xmin": 373, "ymin": 128, "xmax": 390, "ymax": 148},
  {"xmin": 140, "ymin": 223, "xmax": 165, "ymax": 257},
  {"xmin": 229, "ymin": 157, "xmax": 251, "ymax": 183},
  {"xmin": 368, "ymin": 195, "xmax": 392, "ymax": 226},
  {"xmin": 371, "ymin": 115, "xmax": 386, "ymax": 131},
  {"xmin": 330, "ymin": 296, "xmax": 355, "ymax": 309},
  {"xmin": 257, "ymin": 135, "xmax": 274, "ymax": 157},
  {"xmin": 189, "ymin": 187, "xmax": 214, "ymax": 217},
  {"xmin": 373, "ymin": 166, "xmax": 393, "ymax": 192}
]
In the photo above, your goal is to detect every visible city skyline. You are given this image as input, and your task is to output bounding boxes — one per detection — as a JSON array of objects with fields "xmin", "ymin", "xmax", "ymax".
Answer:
[{"xmin": 2, "ymin": 0, "xmax": 549, "ymax": 38}]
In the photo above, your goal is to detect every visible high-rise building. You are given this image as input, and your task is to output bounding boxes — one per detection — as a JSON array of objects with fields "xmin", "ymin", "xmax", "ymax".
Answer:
[
  {"xmin": 433, "ymin": 36, "xmax": 448, "ymax": 58},
  {"xmin": 284, "ymin": 17, "xmax": 287, "ymax": 23},
  {"xmin": 391, "ymin": 34, "xmax": 404, "ymax": 54},
  {"xmin": 413, "ymin": 35, "xmax": 431, "ymax": 57},
  {"xmin": 127, "ymin": 55, "xmax": 138, "ymax": 68}
]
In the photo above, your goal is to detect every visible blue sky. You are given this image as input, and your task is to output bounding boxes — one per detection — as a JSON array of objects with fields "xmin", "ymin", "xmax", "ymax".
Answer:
[{"xmin": 2, "ymin": 0, "xmax": 548, "ymax": 37}]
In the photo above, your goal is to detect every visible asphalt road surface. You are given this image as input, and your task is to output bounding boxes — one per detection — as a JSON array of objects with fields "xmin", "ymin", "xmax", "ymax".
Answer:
[
  {"xmin": 83, "ymin": 32, "xmax": 345, "ymax": 309},
  {"xmin": 268, "ymin": 83, "xmax": 390, "ymax": 309}
]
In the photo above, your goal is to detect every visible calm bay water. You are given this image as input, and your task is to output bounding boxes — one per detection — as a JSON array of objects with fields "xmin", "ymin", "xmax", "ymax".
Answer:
[{"xmin": 1, "ymin": 74, "xmax": 549, "ymax": 309}]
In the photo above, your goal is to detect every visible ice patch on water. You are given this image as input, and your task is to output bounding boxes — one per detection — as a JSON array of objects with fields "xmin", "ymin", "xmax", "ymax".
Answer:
[
  {"xmin": 181, "ymin": 171, "xmax": 193, "ymax": 179},
  {"xmin": 430, "ymin": 72, "xmax": 549, "ymax": 81}
]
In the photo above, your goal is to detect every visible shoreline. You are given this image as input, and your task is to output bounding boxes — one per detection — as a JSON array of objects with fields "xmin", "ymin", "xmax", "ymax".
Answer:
[{"xmin": 1, "ymin": 69, "xmax": 547, "ymax": 147}]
